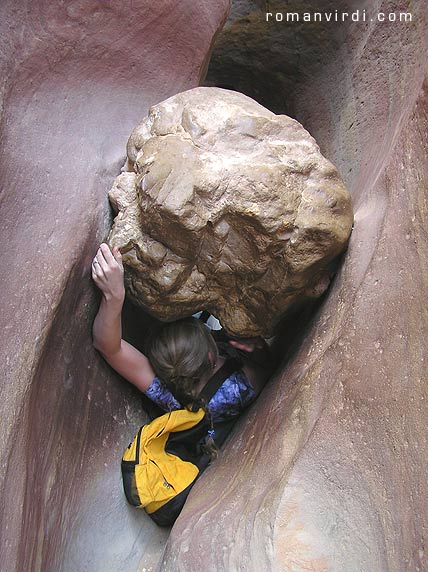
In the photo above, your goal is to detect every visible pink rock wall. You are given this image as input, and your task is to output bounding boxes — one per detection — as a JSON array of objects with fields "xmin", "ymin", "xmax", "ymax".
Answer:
[
  {"xmin": 162, "ymin": 1, "xmax": 428, "ymax": 571},
  {"xmin": 0, "ymin": 2, "xmax": 229, "ymax": 571}
]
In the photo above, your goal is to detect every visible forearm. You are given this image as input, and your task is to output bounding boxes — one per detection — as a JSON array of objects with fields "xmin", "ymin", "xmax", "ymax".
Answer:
[
  {"xmin": 212, "ymin": 329, "xmax": 273, "ymax": 368},
  {"xmin": 244, "ymin": 339, "xmax": 274, "ymax": 369},
  {"xmin": 93, "ymin": 296, "xmax": 124, "ymax": 356},
  {"xmin": 241, "ymin": 341, "xmax": 275, "ymax": 396}
]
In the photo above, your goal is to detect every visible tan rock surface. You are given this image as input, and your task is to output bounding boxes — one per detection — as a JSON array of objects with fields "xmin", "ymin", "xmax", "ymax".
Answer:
[{"xmin": 108, "ymin": 87, "xmax": 353, "ymax": 336}]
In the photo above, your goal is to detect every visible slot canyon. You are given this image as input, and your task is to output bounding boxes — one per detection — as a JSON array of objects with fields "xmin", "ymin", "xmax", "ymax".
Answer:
[{"xmin": 1, "ymin": 1, "xmax": 427, "ymax": 571}]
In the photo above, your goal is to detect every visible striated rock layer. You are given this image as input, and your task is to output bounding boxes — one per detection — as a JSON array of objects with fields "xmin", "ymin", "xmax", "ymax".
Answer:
[
  {"xmin": 0, "ymin": 2, "xmax": 229, "ymax": 572},
  {"xmin": 161, "ymin": 1, "xmax": 428, "ymax": 571},
  {"xmin": 108, "ymin": 87, "xmax": 353, "ymax": 337}
]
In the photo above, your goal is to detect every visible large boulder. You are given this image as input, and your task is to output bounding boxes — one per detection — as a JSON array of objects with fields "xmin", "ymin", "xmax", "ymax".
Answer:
[{"xmin": 108, "ymin": 87, "xmax": 353, "ymax": 336}]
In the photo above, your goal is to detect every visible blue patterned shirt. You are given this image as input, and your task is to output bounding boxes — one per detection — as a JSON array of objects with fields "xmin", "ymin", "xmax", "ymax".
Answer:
[{"xmin": 145, "ymin": 369, "xmax": 256, "ymax": 422}]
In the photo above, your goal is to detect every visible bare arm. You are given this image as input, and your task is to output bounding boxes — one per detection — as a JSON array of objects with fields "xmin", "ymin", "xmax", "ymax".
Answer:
[
  {"xmin": 228, "ymin": 338, "xmax": 275, "ymax": 396},
  {"xmin": 92, "ymin": 243, "xmax": 155, "ymax": 392}
]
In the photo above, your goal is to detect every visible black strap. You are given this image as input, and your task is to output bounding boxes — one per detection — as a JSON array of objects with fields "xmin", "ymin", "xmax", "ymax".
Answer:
[
  {"xmin": 197, "ymin": 310, "xmax": 211, "ymax": 324},
  {"xmin": 199, "ymin": 358, "xmax": 241, "ymax": 403}
]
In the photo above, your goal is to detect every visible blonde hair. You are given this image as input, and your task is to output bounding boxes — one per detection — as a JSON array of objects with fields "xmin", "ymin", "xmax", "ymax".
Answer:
[
  {"xmin": 148, "ymin": 317, "xmax": 220, "ymax": 459},
  {"xmin": 147, "ymin": 317, "xmax": 218, "ymax": 407}
]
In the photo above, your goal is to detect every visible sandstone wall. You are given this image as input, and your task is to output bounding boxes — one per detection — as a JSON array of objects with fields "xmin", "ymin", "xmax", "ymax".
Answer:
[
  {"xmin": 2, "ymin": 1, "xmax": 427, "ymax": 571},
  {"xmin": 0, "ymin": 2, "xmax": 229, "ymax": 571}
]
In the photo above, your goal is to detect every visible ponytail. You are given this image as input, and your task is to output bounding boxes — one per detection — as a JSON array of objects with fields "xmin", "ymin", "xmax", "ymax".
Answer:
[
  {"xmin": 163, "ymin": 374, "xmax": 218, "ymax": 461},
  {"xmin": 147, "ymin": 317, "xmax": 220, "ymax": 460}
]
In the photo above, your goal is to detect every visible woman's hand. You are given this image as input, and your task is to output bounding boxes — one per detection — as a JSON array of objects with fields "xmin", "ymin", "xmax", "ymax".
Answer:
[
  {"xmin": 91, "ymin": 243, "xmax": 125, "ymax": 303},
  {"xmin": 228, "ymin": 337, "xmax": 265, "ymax": 353},
  {"xmin": 229, "ymin": 336, "xmax": 274, "ymax": 396}
]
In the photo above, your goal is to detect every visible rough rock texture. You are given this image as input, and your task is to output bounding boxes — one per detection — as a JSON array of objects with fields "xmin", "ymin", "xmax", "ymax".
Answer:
[
  {"xmin": 160, "ymin": 1, "xmax": 428, "ymax": 571},
  {"xmin": 108, "ymin": 87, "xmax": 353, "ymax": 337},
  {"xmin": 0, "ymin": 2, "xmax": 229, "ymax": 572}
]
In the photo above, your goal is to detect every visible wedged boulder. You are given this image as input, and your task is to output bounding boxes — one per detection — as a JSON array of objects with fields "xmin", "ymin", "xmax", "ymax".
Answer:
[{"xmin": 108, "ymin": 87, "xmax": 353, "ymax": 336}]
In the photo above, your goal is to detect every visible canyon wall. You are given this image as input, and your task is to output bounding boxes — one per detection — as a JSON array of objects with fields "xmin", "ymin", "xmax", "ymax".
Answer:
[
  {"xmin": 1, "ymin": 1, "xmax": 427, "ymax": 571},
  {"xmin": 0, "ymin": 2, "xmax": 229, "ymax": 571}
]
